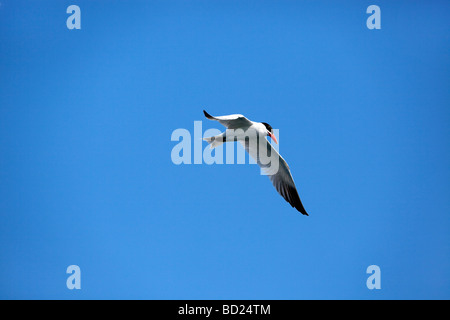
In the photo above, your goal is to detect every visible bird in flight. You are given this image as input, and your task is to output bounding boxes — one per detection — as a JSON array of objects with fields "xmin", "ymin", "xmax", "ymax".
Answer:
[{"xmin": 203, "ymin": 110, "xmax": 309, "ymax": 215}]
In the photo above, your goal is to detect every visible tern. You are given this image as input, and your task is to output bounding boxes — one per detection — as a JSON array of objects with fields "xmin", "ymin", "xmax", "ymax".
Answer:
[{"xmin": 203, "ymin": 110, "xmax": 309, "ymax": 215}]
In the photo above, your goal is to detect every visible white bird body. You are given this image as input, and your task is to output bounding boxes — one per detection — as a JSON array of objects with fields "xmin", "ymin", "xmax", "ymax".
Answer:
[
  {"xmin": 204, "ymin": 124, "xmax": 267, "ymax": 148},
  {"xmin": 203, "ymin": 110, "xmax": 309, "ymax": 216}
]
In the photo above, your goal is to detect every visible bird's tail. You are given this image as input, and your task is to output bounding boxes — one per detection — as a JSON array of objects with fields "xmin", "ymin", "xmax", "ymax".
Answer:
[{"xmin": 203, "ymin": 135, "xmax": 225, "ymax": 149}]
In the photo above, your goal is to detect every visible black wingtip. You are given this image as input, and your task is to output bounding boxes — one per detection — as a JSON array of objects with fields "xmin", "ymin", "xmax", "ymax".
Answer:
[
  {"xmin": 203, "ymin": 110, "xmax": 214, "ymax": 120},
  {"xmin": 298, "ymin": 206, "xmax": 309, "ymax": 216},
  {"xmin": 294, "ymin": 195, "xmax": 309, "ymax": 216}
]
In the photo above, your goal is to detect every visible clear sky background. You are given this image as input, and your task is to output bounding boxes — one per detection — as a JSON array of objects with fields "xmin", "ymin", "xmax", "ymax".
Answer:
[{"xmin": 0, "ymin": 0, "xmax": 449, "ymax": 299}]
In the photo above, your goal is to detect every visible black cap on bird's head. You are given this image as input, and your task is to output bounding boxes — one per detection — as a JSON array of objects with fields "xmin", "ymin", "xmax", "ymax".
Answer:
[
  {"xmin": 261, "ymin": 122, "xmax": 273, "ymax": 133},
  {"xmin": 261, "ymin": 122, "xmax": 278, "ymax": 144}
]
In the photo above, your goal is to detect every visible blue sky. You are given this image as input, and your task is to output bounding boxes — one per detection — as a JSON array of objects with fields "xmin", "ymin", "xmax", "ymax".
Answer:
[{"xmin": 0, "ymin": 0, "xmax": 449, "ymax": 299}]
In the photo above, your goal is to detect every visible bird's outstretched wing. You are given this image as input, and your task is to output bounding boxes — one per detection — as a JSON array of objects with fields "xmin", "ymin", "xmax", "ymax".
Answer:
[
  {"xmin": 240, "ymin": 137, "xmax": 309, "ymax": 215},
  {"xmin": 203, "ymin": 110, "xmax": 253, "ymax": 130}
]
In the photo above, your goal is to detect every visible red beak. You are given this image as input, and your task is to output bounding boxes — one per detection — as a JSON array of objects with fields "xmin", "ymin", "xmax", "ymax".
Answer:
[{"xmin": 268, "ymin": 132, "xmax": 278, "ymax": 144}]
